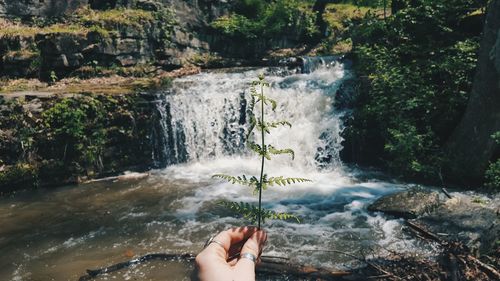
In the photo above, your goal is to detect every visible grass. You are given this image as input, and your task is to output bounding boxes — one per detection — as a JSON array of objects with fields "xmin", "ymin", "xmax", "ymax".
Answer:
[
  {"xmin": 0, "ymin": 78, "xmax": 47, "ymax": 92},
  {"xmin": 77, "ymin": 7, "xmax": 155, "ymax": 29},
  {"xmin": 0, "ymin": 7, "xmax": 155, "ymax": 39}
]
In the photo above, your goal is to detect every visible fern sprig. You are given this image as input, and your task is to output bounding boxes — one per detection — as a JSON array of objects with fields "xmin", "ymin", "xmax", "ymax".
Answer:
[{"xmin": 213, "ymin": 74, "xmax": 310, "ymax": 228}]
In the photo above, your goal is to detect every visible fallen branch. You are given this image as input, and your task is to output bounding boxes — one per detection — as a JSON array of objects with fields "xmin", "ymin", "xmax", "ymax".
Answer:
[
  {"xmin": 78, "ymin": 252, "xmax": 350, "ymax": 281},
  {"xmin": 463, "ymin": 254, "xmax": 500, "ymax": 280},
  {"xmin": 301, "ymin": 249, "xmax": 401, "ymax": 280},
  {"xmin": 78, "ymin": 253, "xmax": 195, "ymax": 281},
  {"xmin": 405, "ymin": 221, "xmax": 444, "ymax": 244},
  {"xmin": 441, "ymin": 188, "xmax": 453, "ymax": 199}
]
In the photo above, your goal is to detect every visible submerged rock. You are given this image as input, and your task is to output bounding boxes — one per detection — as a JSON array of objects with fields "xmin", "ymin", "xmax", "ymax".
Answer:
[{"xmin": 368, "ymin": 188, "xmax": 441, "ymax": 219}]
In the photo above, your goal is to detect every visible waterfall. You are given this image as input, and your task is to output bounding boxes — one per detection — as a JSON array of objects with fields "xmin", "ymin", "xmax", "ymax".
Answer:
[{"xmin": 153, "ymin": 59, "xmax": 352, "ymax": 172}]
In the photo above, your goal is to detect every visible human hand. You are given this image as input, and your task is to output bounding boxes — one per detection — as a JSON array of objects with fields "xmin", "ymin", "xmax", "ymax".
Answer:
[{"xmin": 195, "ymin": 226, "xmax": 267, "ymax": 281}]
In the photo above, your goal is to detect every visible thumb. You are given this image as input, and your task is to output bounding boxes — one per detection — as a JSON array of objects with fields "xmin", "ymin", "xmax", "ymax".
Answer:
[{"xmin": 235, "ymin": 230, "xmax": 267, "ymax": 272}]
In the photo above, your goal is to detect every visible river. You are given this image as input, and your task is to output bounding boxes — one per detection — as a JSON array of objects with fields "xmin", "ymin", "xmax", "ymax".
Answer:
[{"xmin": 0, "ymin": 60, "xmax": 435, "ymax": 280}]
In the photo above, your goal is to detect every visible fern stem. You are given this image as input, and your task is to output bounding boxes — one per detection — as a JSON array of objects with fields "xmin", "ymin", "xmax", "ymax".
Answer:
[{"xmin": 258, "ymin": 82, "xmax": 265, "ymax": 229}]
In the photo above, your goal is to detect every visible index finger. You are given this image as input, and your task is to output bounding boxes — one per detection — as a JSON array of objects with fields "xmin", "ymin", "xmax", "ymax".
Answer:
[{"xmin": 214, "ymin": 226, "xmax": 259, "ymax": 252}]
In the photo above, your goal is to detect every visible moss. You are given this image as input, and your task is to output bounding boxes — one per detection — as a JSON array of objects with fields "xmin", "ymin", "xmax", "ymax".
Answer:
[
  {"xmin": 0, "ymin": 7, "xmax": 156, "ymax": 39},
  {"xmin": 0, "ymin": 22, "xmax": 89, "ymax": 39}
]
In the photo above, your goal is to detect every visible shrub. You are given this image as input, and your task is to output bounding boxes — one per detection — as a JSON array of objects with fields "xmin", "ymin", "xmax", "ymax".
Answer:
[
  {"xmin": 485, "ymin": 160, "xmax": 500, "ymax": 189},
  {"xmin": 346, "ymin": 1, "xmax": 480, "ymax": 182},
  {"xmin": 41, "ymin": 97, "xmax": 107, "ymax": 173},
  {"xmin": 211, "ymin": 0, "xmax": 318, "ymax": 41}
]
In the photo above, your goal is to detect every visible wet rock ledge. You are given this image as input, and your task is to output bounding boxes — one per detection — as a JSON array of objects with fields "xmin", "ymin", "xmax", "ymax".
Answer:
[{"xmin": 368, "ymin": 187, "xmax": 500, "ymax": 255}]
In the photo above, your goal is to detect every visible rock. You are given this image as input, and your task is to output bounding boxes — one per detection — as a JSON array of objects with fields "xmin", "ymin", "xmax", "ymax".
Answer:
[
  {"xmin": 136, "ymin": 0, "xmax": 161, "ymax": 11},
  {"xmin": 66, "ymin": 53, "xmax": 84, "ymax": 67},
  {"xmin": 116, "ymin": 55, "xmax": 139, "ymax": 67},
  {"xmin": 115, "ymin": 39, "xmax": 140, "ymax": 54},
  {"xmin": 0, "ymin": 0, "xmax": 88, "ymax": 17},
  {"xmin": 368, "ymin": 188, "xmax": 441, "ymax": 219},
  {"xmin": 54, "ymin": 54, "xmax": 70, "ymax": 68},
  {"xmin": 415, "ymin": 194, "xmax": 500, "ymax": 255}
]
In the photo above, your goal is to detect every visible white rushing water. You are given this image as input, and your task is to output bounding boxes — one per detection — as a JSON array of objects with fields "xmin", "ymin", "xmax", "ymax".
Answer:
[{"xmin": 152, "ymin": 61, "xmax": 435, "ymax": 269}]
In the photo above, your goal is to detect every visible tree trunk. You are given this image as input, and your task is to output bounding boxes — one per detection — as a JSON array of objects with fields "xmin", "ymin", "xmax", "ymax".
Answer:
[{"xmin": 444, "ymin": 0, "xmax": 500, "ymax": 186}]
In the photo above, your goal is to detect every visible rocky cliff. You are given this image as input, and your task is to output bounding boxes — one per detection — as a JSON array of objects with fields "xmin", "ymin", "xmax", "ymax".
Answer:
[{"xmin": 0, "ymin": 0, "xmax": 236, "ymax": 82}]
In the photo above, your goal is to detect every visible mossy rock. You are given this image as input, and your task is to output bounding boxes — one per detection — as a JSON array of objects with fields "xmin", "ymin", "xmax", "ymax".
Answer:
[
  {"xmin": 0, "ymin": 164, "xmax": 38, "ymax": 194},
  {"xmin": 368, "ymin": 187, "xmax": 442, "ymax": 219}
]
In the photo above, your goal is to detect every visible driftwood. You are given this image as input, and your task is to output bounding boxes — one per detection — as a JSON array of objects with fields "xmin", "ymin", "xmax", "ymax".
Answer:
[
  {"xmin": 405, "ymin": 219, "xmax": 500, "ymax": 281},
  {"xmin": 78, "ymin": 253, "xmax": 195, "ymax": 281},
  {"xmin": 405, "ymin": 221, "xmax": 443, "ymax": 244},
  {"xmin": 441, "ymin": 187, "xmax": 453, "ymax": 199},
  {"xmin": 83, "ymin": 172, "xmax": 149, "ymax": 184},
  {"xmin": 78, "ymin": 253, "xmax": 351, "ymax": 281}
]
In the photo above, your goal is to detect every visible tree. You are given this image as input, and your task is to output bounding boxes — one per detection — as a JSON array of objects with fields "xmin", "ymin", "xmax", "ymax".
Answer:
[{"xmin": 445, "ymin": 0, "xmax": 500, "ymax": 185}]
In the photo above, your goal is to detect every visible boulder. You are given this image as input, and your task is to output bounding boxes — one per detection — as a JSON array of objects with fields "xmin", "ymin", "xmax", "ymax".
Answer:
[
  {"xmin": 416, "ymin": 194, "xmax": 500, "ymax": 255},
  {"xmin": 368, "ymin": 188, "xmax": 441, "ymax": 219}
]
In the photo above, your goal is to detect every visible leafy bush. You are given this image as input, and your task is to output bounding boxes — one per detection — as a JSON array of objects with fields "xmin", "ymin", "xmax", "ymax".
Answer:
[
  {"xmin": 345, "ymin": 1, "xmax": 481, "ymax": 181},
  {"xmin": 485, "ymin": 132, "xmax": 500, "ymax": 189},
  {"xmin": 41, "ymin": 97, "xmax": 107, "ymax": 173},
  {"xmin": 211, "ymin": 0, "xmax": 318, "ymax": 41},
  {"xmin": 485, "ymin": 160, "xmax": 500, "ymax": 189}
]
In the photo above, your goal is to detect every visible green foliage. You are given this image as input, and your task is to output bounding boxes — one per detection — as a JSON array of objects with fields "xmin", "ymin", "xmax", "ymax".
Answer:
[
  {"xmin": 485, "ymin": 131, "xmax": 500, "ymax": 189},
  {"xmin": 485, "ymin": 160, "xmax": 500, "ymax": 190},
  {"xmin": 49, "ymin": 71, "xmax": 58, "ymax": 84},
  {"xmin": 491, "ymin": 132, "xmax": 500, "ymax": 144},
  {"xmin": 211, "ymin": 0, "xmax": 318, "ymax": 41},
  {"xmin": 42, "ymin": 96, "xmax": 107, "ymax": 173},
  {"xmin": 213, "ymin": 75, "xmax": 310, "ymax": 227},
  {"xmin": 346, "ymin": 1, "xmax": 480, "ymax": 181}
]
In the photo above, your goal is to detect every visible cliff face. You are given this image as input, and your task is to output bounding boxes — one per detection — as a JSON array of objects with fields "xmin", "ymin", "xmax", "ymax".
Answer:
[
  {"xmin": 0, "ymin": 0, "xmax": 88, "ymax": 17},
  {"xmin": 445, "ymin": 0, "xmax": 500, "ymax": 185}
]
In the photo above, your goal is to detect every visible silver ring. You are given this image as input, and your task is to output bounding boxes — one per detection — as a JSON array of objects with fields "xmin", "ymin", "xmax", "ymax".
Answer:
[
  {"xmin": 204, "ymin": 236, "xmax": 225, "ymax": 250},
  {"xmin": 210, "ymin": 239, "xmax": 225, "ymax": 249},
  {"xmin": 240, "ymin": 252, "xmax": 257, "ymax": 263}
]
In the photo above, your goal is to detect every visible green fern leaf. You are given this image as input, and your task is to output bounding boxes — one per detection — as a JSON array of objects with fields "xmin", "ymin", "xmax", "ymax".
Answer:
[
  {"xmin": 248, "ymin": 141, "xmax": 266, "ymax": 157},
  {"xmin": 268, "ymin": 145, "xmax": 295, "ymax": 160},
  {"xmin": 246, "ymin": 116, "xmax": 257, "ymax": 139},
  {"xmin": 267, "ymin": 120, "xmax": 292, "ymax": 128},
  {"xmin": 267, "ymin": 176, "xmax": 311, "ymax": 187},
  {"xmin": 212, "ymin": 174, "xmax": 258, "ymax": 187}
]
